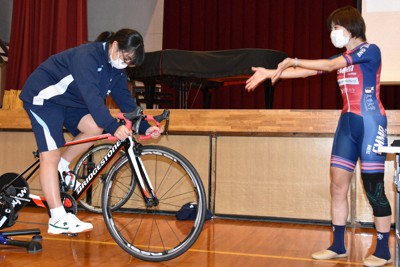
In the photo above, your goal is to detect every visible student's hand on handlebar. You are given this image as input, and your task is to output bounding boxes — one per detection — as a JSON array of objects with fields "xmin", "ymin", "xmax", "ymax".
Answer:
[
  {"xmin": 112, "ymin": 109, "xmax": 169, "ymax": 141},
  {"xmin": 145, "ymin": 126, "xmax": 164, "ymax": 139},
  {"xmin": 114, "ymin": 125, "xmax": 132, "ymax": 140}
]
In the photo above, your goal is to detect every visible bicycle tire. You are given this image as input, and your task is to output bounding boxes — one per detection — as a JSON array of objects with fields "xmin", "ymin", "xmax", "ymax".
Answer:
[
  {"xmin": 102, "ymin": 145, "xmax": 206, "ymax": 262},
  {"xmin": 73, "ymin": 143, "xmax": 132, "ymax": 213}
]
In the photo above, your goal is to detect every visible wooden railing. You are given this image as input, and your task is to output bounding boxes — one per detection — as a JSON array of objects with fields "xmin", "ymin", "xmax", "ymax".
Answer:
[{"xmin": 2, "ymin": 108, "xmax": 400, "ymax": 135}]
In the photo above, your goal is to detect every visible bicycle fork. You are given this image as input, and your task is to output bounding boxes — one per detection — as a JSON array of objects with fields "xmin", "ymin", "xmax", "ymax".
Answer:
[{"xmin": 126, "ymin": 137, "xmax": 158, "ymax": 208}]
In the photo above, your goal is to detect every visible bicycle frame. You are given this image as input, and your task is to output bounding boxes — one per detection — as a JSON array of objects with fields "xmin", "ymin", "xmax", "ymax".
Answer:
[
  {"xmin": 6, "ymin": 108, "xmax": 169, "ymax": 210},
  {"xmin": 71, "ymin": 136, "xmax": 124, "ymax": 198},
  {"xmin": 70, "ymin": 135, "xmax": 158, "ymax": 208}
]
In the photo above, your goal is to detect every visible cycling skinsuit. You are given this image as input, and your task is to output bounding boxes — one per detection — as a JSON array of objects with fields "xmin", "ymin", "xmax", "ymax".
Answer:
[{"xmin": 330, "ymin": 42, "xmax": 386, "ymax": 173}]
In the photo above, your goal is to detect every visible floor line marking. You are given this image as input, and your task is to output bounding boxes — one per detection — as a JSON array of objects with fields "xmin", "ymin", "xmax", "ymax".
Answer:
[{"xmin": 14, "ymin": 235, "xmax": 372, "ymax": 266}]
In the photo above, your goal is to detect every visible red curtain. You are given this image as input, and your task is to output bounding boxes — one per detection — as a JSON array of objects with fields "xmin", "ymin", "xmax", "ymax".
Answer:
[
  {"xmin": 6, "ymin": 0, "xmax": 87, "ymax": 91},
  {"xmin": 162, "ymin": 0, "xmax": 400, "ymax": 109}
]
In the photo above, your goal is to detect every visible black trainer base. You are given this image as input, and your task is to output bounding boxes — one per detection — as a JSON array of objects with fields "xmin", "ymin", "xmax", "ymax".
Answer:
[{"xmin": 0, "ymin": 229, "xmax": 42, "ymax": 253}]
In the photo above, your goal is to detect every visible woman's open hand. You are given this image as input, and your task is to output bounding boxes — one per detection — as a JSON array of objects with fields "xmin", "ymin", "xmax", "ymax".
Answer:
[{"xmin": 245, "ymin": 67, "xmax": 275, "ymax": 92}]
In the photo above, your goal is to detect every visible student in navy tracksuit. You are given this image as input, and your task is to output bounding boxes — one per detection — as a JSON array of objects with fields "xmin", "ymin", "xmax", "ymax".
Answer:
[
  {"xmin": 20, "ymin": 29, "xmax": 162, "ymax": 235},
  {"xmin": 245, "ymin": 7, "xmax": 391, "ymax": 267}
]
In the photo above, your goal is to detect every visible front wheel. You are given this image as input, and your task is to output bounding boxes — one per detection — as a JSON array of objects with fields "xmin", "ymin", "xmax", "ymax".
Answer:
[{"xmin": 102, "ymin": 145, "xmax": 206, "ymax": 262}]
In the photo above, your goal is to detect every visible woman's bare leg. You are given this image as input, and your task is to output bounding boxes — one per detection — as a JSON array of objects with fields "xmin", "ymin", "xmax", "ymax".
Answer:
[
  {"xmin": 312, "ymin": 166, "xmax": 353, "ymax": 260},
  {"xmin": 330, "ymin": 167, "xmax": 354, "ymax": 224}
]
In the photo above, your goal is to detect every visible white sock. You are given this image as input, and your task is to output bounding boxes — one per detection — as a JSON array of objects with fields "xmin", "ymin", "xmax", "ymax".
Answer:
[
  {"xmin": 58, "ymin": 157, "xmax": 73, "ymax": 184},
  {"xmin": 50, "ymin": 206, "xmax": 67, "ymax": 223},
  {"xmin": 58, "ymin": 157, "xmax": 70, "ymax": 173}
]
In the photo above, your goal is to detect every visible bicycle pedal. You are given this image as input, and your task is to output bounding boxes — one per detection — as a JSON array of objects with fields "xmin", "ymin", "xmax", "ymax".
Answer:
[{"xmin": 63, "ymin": 233, "xmax": 78, "ymax": 237}]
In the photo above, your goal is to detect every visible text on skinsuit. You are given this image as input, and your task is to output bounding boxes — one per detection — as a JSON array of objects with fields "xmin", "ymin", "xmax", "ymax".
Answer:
[
  {"xmin": 76, "ymin": 140, "xmax": 122, "ymax": 195},
  {"xmin": 357, "ymin": 47, "xmax": 366, "ymax": 57},
  {"xmin": 372, "ymin": 125, "xmax": 386, "ymax": 153},
  {"xmin": 337, "ymin": 65, "xmax": 354, "ymax": 74},
  {"xmin": 338, "ymin": 77, "xmax": 359, "ymax": 86}
]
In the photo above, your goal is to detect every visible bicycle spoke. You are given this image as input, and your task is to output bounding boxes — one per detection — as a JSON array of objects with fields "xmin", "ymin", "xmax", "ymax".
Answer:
[{"xmin": 102, "ymin": 145, "xmax": 206, "ymax": 261}]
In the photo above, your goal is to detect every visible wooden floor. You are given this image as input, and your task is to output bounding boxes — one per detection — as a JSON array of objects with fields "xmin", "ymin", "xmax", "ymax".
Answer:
[{"xmin": 0, "ymin": 207, "xmax": 396, "ymax": 267}]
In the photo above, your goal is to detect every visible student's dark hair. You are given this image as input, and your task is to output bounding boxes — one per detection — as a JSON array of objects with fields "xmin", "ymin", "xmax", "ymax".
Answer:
[
  {"xmin": 107, "ymin": 28, "xmax": 145, "ymax": 66},
  {"xmin": 94, "ymin": 31, "xmax": 115, "ymax": 42},
  {"xmin": 328, "ymin": 6, "xmax": 366, "ymax": 41}
]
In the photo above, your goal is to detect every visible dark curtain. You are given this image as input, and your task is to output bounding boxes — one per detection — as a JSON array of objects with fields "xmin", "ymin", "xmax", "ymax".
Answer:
[
  {"xmin": 162, "ymin": 0, "xmax": 400, "ymax": 109},
  {"xmin": 6, "ymin": 0, "xmax": 87, "ymax": 91}
]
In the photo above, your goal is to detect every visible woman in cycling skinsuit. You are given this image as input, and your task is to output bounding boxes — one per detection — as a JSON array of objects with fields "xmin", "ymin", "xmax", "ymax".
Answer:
[{"xmin": 245, "ymin": 6, "xmax": 391, "ymax": 267}]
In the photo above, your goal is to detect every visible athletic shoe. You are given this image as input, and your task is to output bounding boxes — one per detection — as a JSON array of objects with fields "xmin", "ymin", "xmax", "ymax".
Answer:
[
  {"xmin": 363, "ymin": 255, "xmax": 392, "ymax": 267},
  {"xmin": 48, "ymin": 213, "xmax": 93, "ymax": 235},
  {"xmin": 311, "ymin": 249, "xmax": 348, "ymax": 260}
]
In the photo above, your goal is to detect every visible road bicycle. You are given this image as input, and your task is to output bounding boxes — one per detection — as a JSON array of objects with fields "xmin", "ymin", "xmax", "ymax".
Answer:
[{"xmin": 0, "ymin": 107, "xmax": 207, "ymax": 261}]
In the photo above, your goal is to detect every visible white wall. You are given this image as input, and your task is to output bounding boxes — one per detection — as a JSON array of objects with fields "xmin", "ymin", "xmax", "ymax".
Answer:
[
  {"xmin": 0, "ymin": 0, "xmax": 164, "ymax": 51},
  {"xmin": 0, "ymin": 0, "xmax": 12, "ymax": 42},
  {"xmin": 87, "ymin": 0, "xmax": 164, "ymax": 52},
  {"xmin": 362, "ymin": 0, "xmax": 400, "ymax": 84}
]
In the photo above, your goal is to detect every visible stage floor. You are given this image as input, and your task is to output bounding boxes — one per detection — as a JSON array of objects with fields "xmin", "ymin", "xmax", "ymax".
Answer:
[{"xmin": 0, "ymin": 207, "xmax": 395, "ymax": 267}]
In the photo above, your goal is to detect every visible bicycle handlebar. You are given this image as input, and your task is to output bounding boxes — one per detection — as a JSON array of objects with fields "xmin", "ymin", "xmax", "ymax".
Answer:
[{"xmin": 109, "ymin": 107, "xmax": 170, "ymax": 141}]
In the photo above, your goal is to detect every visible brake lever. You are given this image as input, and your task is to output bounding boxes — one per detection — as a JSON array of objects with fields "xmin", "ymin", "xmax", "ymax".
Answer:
[
  {"xmin": 108, "ymin": 107, "xmax": 142, "ymax": 141},
  {"xmin": 109, "ymin": 108, "xmax": 169, "ymax": 141},
  {"xmin": 138, "ymin": 109, "xmax": 170, "ymax": 140}
]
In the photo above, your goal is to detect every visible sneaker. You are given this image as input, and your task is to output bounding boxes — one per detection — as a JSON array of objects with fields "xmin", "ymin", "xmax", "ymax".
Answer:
[
  {"xmin": 59, "ymin": 170, "xmax": 81, "ymax": 191},
  {"xmin": 48, "ymin": 213, "xmax": 93, "ymax": 235}
]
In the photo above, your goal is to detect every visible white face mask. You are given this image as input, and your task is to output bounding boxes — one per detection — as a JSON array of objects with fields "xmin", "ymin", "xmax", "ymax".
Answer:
[
  {"xmin": 330, "ymin": 29, "xmax": 350, "ymax": 48},
  {"xmin": 110, "ymin": 48, "xmax": 128, "ymax": 69}
]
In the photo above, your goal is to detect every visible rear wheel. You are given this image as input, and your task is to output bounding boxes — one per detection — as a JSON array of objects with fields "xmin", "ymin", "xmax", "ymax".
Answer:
[{"xmin": 102, "ymin": 145, "xmax": 206, "ymax": 261}]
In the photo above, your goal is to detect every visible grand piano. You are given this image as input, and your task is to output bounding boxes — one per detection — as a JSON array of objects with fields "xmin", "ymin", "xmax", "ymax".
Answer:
[{"xmin": 126, "ymin": 48, "xmax": 288, "ymax": 109}]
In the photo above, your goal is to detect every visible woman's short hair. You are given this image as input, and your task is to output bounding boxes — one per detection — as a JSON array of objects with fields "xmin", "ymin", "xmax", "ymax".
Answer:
[{"xmin": 328, "ymin": 6, "xmax": 366, "ymax": 41}]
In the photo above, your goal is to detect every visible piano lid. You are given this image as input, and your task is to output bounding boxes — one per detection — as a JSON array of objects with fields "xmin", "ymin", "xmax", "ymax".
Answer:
[{"xmin": 128, "ymin": 48, "xmax": 288, "ymax": 81}]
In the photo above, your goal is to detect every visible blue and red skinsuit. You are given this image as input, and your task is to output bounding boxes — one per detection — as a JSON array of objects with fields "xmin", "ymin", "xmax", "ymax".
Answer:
[{"xmin": 330, "ymin": 43, "xmax": 387, "ymax": 173}]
